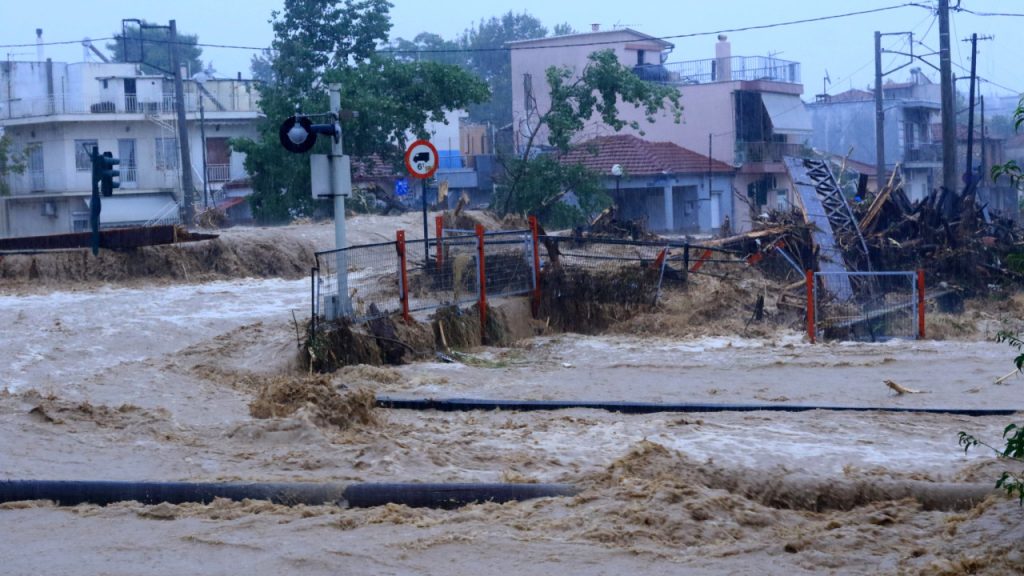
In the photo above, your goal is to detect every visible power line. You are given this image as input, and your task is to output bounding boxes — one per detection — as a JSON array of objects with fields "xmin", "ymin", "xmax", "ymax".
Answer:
[
  {"xmin": 392, "ymin": 3, "xmax": 927, "ymax": 54},
  {"xmin": 0, "ymin": 37, "xmax": 115, "ymax": 49},
  {"xmin": 955, "ymin": 8, "xmax": 1024, "ymax": 17},
  {"xmin": 1, "ymin": 3, "xmax": 924, "ymax": 55}
]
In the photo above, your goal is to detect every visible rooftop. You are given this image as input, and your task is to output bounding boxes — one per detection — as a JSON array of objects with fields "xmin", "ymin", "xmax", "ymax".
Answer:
[{"xmin": 561, "ymin": 134, "xmax": 735, "ymax": 176}]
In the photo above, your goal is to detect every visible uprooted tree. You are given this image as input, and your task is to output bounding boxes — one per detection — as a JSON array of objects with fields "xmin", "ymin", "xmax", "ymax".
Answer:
[
  {"xmin": 494, "ymin": 49, "xmax": 682, "ymax": 228},
  {"xmin": 234, "ymin": 0, "xmax": 490, "ymax": 223}
]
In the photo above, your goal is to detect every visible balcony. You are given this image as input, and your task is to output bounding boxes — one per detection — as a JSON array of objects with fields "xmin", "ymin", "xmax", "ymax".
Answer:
[
  {"xmin": 904, "ymin": 143, "xmax": 941, "ymax": 164},
  {"xmin": 2, "ymin": 84, "xmax": 261, "ymax": 122},
  {"xmin": 735, "ymin": 141, "xmax": 806, "ymax": 164},
  {"xmin": 206, "ymin": 164, "xmax": 231, "ymax": 183},
  {"xmin": 635, "ymin": 56, "xmax": 801, "ymax": 86}
]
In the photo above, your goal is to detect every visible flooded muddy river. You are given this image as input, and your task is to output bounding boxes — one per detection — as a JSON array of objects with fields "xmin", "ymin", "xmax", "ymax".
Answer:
[{"xmin": 2, "ymin": 224, "xmax": 1023, "ymax": 575}]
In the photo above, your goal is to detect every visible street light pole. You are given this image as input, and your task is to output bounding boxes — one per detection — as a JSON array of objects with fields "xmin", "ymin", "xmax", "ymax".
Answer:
[{"xmin": 197, "ymin": 86, "xmax": 209, "ymax": 208}]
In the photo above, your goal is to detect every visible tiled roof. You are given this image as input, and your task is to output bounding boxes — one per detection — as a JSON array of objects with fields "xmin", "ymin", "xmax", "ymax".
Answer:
[
  {"xmin": 824, "ymin": 89, "xmax": 874, "ymax": 103},
  {"xmin": 560, "ymin": 135, "xmax": 734, "ymax": 176},
  {"xmin": 351, "ymin": 154, "xmax": 403, "ymax": 180}
]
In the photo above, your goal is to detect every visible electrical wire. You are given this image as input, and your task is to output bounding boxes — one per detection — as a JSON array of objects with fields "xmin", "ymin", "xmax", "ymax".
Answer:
[{"xmin": 0, "ymin": 3, "xmax": 924, "ymax": 54}]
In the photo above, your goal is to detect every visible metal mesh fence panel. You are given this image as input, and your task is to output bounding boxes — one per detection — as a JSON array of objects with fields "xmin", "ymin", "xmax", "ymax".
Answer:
[
  {"xmin": 406, "ymin": 234, "xmax": 480, "ymax": 313},
  {"xmin": 543, "ymin": 237, "xmax": 669, "ymax": 304},
  {"xmin": 314, "ymin": 241, "xmax": 402, "ymax": 323},
  {"xmin": 482, "ymin": 230, "xmax": 535, "ymax": 298},
  {"xmin": 813, "ymin": 271, "xmax": 919, "ymax": 341}
]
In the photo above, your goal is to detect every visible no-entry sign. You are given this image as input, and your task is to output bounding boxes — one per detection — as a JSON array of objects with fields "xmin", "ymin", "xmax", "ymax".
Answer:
[{"xmin": 404, "ymin": 139, "xmax": 439, "ymax": 180}]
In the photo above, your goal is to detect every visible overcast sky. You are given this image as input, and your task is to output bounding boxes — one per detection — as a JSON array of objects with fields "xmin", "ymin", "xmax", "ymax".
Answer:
[{"xmin": 2, "ymin": 1, "xmax": 1022, "ymax": 105}]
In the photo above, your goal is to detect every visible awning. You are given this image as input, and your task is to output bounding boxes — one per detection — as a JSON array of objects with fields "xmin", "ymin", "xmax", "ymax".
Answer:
[
  {"xmin": 85, "ymin": 193, "xmax": 179, "ymax": 226},
  {"xmin": 761, "ymin": 92, "xmax": 812, "ymax": 135}
]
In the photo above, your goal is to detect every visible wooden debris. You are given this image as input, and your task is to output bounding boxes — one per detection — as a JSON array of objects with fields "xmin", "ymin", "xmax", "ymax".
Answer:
[{"xmin": 885, "ymin": 379, "xmax": 927, "ymax": 395}]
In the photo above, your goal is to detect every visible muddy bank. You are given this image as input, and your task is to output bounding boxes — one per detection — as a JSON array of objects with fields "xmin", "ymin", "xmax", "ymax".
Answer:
[{"xmin": 0, "ymin": 232, "xmax": 317, "ymax": 287}]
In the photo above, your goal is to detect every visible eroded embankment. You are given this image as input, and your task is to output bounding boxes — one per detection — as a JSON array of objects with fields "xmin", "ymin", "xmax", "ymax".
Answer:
[{"xmin": 1, "ymin": 231, "xmax": 316, "ymax": 287}]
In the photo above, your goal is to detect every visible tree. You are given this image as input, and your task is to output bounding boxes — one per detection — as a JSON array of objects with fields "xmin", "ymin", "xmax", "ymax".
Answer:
[
  {"xmin": 461, "ymin": 12, "xmax": 548, "ymax": 126},
  {"xmin": 233, "ymin": 0, "xmax": 489, "ymax": 223},
  {"xmin": 962, "ymin": 96, "xmax": 1024, "ymax": 505},
  {"xmin": 552, "ymin": 23, "xmax": 577, "ymax": 36},
  {"xmin": 494, "ymin": 49, "xmax": 682, "ymax": 225},
  {"xmin": 385, "ymin": 32, "xmax": 467, "ymax": 67},
  {"xmin": 107, "ymin": 21, "xmax": 203, "ymax": 76},
  {"xmin": 991, "ymin": 96, "xmax": 1024, "ymax": 191},
  {"xmin": 0, "ymin": 133, "xmax": 28, "ymax": 197}
]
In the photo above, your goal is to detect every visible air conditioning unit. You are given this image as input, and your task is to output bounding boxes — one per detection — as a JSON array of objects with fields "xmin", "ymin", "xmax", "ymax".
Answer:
[{"xmin": 41, "ymin": 200, "xmax": 57, "ymax": 217}]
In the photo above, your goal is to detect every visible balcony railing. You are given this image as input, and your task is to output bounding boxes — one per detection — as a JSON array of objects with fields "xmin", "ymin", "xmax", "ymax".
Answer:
[
  {"xmin": 206, "ymin": 164, "xmax": 231, "ymax": 183},
  {"xmin": 904, "ymin": 143, "xmax": 941, "ymax": 163},
  {"xmin": 635, "ymin": 56, "xmax": 801, "ymax": 86},
  {"xmin": 2, "ymin": 87, "xmax": 260, "ymax": 121},
  {"xmin": 735, "ymin": 141, "xmax": 806, "ymax": 164}
]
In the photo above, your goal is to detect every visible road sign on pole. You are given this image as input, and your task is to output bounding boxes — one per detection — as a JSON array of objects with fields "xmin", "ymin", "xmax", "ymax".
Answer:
[
  {"xmin": 405, "ymin": 140, "xmax": 439, "ymax": 263},
  {"xmin": 404, "ymin": 140, "xmax": 439, "ymax": 180}
]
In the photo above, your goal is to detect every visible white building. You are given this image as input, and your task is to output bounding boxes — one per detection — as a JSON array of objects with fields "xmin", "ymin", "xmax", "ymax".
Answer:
[{"xmin": 0, "ymin": 59, "xmax": 260, "ymax": 238}]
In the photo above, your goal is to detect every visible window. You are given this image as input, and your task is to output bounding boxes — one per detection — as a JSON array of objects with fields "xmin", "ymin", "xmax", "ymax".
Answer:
[
  {"xmin": 75, "ymin": 139, "xmax": 98, "ymax": 171},
  {"xmin": 155, "ymin": 137, "xmax": 178, "ymax": 170}
]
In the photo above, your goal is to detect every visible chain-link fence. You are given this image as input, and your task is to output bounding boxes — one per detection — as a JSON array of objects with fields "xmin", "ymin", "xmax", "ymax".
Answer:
[
  {"xmin": 542, "ymin": 236, "xmax": 672, "ymax": 305},
  {"xmin": 407, "ymin": 233, "xmax": 481, "ymax": 313},
  {"xmin": 482, "ymin": 230, "xmax": 536, "ymax": 298},
  {"xmin": 313, "ymin": 240, "xmax": 402, "ymax": 325},
  {"xmin": 812, "ymin": 270, "xmax": 922, "ymax": 342}
]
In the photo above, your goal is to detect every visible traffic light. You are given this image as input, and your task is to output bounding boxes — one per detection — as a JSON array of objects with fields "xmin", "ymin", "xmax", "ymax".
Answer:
[{"xmin": 98, "ymin": 151, "xmax": 120, "ymax": 197}]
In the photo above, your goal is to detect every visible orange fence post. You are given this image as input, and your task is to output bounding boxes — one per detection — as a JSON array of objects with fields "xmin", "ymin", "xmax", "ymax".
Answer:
[
  {"xmin": 435, "ymin": 215, "xmax": 444, "ymax": 268},
  {"xmin": 689, "ymin": 249, "xmax": 713, "ymax": 273},
  {"xmin": 917, "ymin": 269, "xmax": 926, "ymax": 339},
  {"xmin": 476, "ymin": 224, "xmax": 488, "ymax": 343},
  {"xmin": 396, "ymin": 230, "xmax": 411, "ymax": 323},
  {"xmin": 805, "ymin": 270, "xmax": 815, "ymax": 344},
  {"xmin": 528, "ymin": 215, "xmax": 542, "ymax": 317}
]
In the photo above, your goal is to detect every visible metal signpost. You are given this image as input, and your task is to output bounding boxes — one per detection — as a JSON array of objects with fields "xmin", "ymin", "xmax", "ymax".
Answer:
[
  {"xmin": 280, "ymin": 84, "xmax": 352, "ymax": 319},
  {"xmin": 404, "ymin": 139, "xmax": 439, "ymax": 263}
]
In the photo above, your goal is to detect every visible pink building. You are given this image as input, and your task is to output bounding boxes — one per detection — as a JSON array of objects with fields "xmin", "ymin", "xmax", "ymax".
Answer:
[{"xmin": 510, "ymin": 29, "xmax": 812, "ymax": 230}]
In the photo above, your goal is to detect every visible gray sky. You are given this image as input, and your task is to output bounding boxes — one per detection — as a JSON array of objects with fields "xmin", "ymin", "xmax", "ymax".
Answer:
[{"xmin": 2, "ymin": 1, "xmax": 1022, "ymax": 104}]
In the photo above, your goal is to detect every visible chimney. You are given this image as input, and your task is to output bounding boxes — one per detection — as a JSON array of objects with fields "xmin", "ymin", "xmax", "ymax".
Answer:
[
  {"xmin": 715, "ymin": 34, "xmax": 731, "ymax": 81},
  {"xmin": 591, "ymin": 23, "xmax": 600, "ymax": 32},
  {"xmin": 36, "ymin": 28, "xmax": 44, "ymax": 62}
]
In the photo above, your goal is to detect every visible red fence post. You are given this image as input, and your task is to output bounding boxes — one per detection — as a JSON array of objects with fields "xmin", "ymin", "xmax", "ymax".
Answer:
[
  {"xmin": 917, "ymin": 268, "xmax": 926, "ymax": 339},
  {"xmin": 528, "ymin": 215, "xmax": 541, "ymax": 318},
  {"xmin": 806, "ymin": 269, "xmax": 815, "ymax": 344},
  {"xmin": 476, "ymin": 223, "xmax": 487, "ymax": 344},
  {"xmin": 435, "ymin": 215, "xmax": 444, "ymax": 268},
  {"xmin": 397, "ymin": 230, "xmax": 411, "ymax": 323}
]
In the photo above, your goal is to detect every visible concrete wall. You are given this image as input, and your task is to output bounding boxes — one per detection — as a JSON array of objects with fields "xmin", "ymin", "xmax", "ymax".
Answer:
[
  {"xmin": 608, "ymin": 172, "xmax": 734, "ymax": 234},
  {"xmin": 511, "ymin": 31, "xmax": 672, "ymax": 152}
]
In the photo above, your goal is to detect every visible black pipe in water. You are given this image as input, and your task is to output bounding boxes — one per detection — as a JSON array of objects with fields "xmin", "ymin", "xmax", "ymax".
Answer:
[
  {"xmin": 0, "ymin": 480, "xmax": 577, "ymax": 509},
  {"xmin": 376, "ymin": 396, "xmax": 1020, "ymax": 417}
]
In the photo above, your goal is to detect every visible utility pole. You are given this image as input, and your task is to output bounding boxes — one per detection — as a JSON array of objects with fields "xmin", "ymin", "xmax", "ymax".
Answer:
[
  {"xmin": 170, "ymin": 20, "xmax": 195, "ymax": 226},
  {"xmin": 964, "ymin": 33, "xmax": 979, "ymax": 193},
  {"xmin": 329, "ymin": 84, "xmax": 351, "ymax": 318},
  {"xmin": 979, "ymin": 94, "xmax": 986, "ymax": 186},
  {"xmin": 874, "ymin": 31, "xmax": 886, "ymax": 186},
  {"xmin": 938, "ymin": 0, "xmax": 957, "ymax": 214},
  {"xmin": 963, "ymin": 33, "xmax": 993, "ymax": 195}
]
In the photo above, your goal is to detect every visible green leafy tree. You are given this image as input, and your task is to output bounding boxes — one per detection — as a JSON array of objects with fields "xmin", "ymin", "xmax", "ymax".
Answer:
[
  {"xmin": 107, "ymin": 22, "xmax": 203, "ymax": 76},
  {"xmin": 963, "ymin": 98, "xmax": 1024, "ymax": 505},
  {"xmin": 552, "ymin": 23, "xmax": 577, "ymax": 36},
  {"xmin": 385, "ymin": 32, "xmax": 467, "ymax": 67},
  {"xmin": 0, "ymin": 133, "xmax": 28, "ymax": 196},
  {"xmin": 495, "ymin": 49, "xmax": 682, "ymax": 226},
  {"xmin": 461, "ymin": 12, "xmax": 548, "ymax": 126},
  {"xmin": 992, "ymin": 96, "xmax": 1024, "ymax": 190},
  {"xmin": 234, "ymin": 0, "xmax": 489, "ymax": 223}
]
